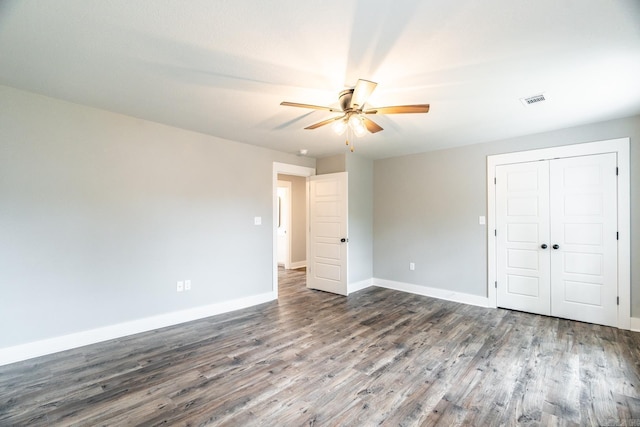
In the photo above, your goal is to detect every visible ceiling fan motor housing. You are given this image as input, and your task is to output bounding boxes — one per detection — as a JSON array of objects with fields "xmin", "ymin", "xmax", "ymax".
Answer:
[{"xmin": 338, "ymin": 89, "xmax": 355, "ymax": 111}]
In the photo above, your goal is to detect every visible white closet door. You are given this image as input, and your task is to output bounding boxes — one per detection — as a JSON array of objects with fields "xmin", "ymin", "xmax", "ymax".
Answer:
[
  {"xmin": 549, "ymin": 153, "xmax": 618, "ymax": 326},
  {"xmin": 496, "ymin": 161, "xmax": 551, "ymax": 316}
]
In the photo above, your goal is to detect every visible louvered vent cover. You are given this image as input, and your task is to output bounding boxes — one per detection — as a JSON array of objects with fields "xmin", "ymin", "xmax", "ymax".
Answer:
[{"xmin": 520, "ymin": 93, "xmax": 547, "ymax": 106}]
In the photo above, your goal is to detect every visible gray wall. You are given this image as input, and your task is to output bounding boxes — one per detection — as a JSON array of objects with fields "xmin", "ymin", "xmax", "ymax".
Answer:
[
  {"xmin": 346, "ymin": 154, "xmax": 373, "ymax": 284},
  {"xmin": 277, "ymin": 174, "xmax": 306, "ymax": 265},
  {"xmin": 3, "ymin": 80, "xmax": 636, "ymax": 352},
  {"xmin": 316, "ymin": 154, "xmax": 346, "ymax": 175},
  {"xmin": 0, "ymin": 85, "xmax": 315, "ymax": 348},
  {"xmin": 374, "ymin": 115, "xmax": 640, "ymax": 316}
]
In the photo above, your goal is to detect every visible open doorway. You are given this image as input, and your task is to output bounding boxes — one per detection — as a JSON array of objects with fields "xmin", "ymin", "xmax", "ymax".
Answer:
[
  {"xmin": 276, "ymin": 180, "xmax": 292, "ymax": 269},
  {"xmin": 272, "ymin": 163, "xmax": 314, "ymax": 298},
  {"xmin": 277, "ymin": 174, "xmax": 307, "ymax": 293}
]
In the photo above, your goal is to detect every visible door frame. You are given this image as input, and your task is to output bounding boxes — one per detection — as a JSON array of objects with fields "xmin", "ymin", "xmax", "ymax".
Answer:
[
  {"xmin": 487, "ymin": 137, "xmax": 630, "ymax": 329},
  {"xmin": 272, "ymin": 162, "xmax": 315, "ymax": 299}
]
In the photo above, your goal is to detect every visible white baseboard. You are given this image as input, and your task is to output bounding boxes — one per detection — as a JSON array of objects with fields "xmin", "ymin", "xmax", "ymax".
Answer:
[
  {"xmin": 0, "ymin": 291, "xmax": 276, "ymax": 367},
  {"xmin": 348, "ymin": 278, "xmax": 373, "ymax": 294},
  {"xmin": 289, "ymin": 260, "xmax": 306, "ymax": 270},
  {"xmin": 373, "ymin": 278, "xmax": 490, "ymax": 308},
  {"xmin": 4, "ymin": 285, "xmax": 632, "ymax": 367}
]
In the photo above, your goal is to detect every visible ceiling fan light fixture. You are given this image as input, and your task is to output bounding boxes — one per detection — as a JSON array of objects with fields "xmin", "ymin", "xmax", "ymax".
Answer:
[
  {"xmin": 332, "ymin": 119, "xmax": 348, "ymax": 135},
  {"xmin": 349, "ymin": 114, "xmax": 367, "ymax": 137}
]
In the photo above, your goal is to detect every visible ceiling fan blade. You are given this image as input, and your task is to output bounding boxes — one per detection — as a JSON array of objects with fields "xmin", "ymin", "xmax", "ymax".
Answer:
[
  {"xmin": 364, "ymin": 104, "xmax": 430, "ymax": 114},
  {"xmin": 350, "ymin": 79, "xmax": 377, "ymax": 109},
  {"xmin": 280, "ymin": 101, "xmax": 340, "ymax": 112},
  {"xmin": 304, "ymin": 115, "xmax": 345, "ymax": 130},
  {"xmin": 362, "ymin": 116, "xmax": 383, "ymax": 133}
]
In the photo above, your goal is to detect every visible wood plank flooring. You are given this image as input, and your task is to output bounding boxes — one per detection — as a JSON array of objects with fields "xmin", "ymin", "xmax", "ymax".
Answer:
[{"xmin": 1, "ymin": 268, "xmax": 639, "ymax": 426}]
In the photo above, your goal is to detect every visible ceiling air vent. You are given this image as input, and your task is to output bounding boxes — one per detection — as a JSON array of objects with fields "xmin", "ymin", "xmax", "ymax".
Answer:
[{"xmin": 520, "ymin": 93, "xmax": 547, "ymax": 106}]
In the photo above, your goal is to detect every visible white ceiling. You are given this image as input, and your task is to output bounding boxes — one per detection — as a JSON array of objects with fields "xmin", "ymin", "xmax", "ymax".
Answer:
[{"xmin": 1, "ymin": 0, "xmax": 639, "ymax": 159}]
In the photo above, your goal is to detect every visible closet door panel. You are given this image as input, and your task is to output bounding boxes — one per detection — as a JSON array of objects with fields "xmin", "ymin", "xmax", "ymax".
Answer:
[
  {"xmin": 549, "ymin": 153, "xmax": 618, "ymax": 326},
  {"xmin": 496, "ymin": 161, "xmax": 551, "ymax": 315}
]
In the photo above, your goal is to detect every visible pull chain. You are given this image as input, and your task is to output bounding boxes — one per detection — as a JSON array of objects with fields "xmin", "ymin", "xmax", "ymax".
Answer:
[{"xmin": 345, "ymin": 126, "xmax": 355, "ymax": 152}]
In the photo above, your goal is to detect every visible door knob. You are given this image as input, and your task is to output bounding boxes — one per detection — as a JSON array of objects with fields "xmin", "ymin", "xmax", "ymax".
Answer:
[
  {"xmin": 552, "ymin": 244, "xmax": 560, "ymax": 250},
  {"xmin": 541, "ymin": 244, "xmax": 548, "ymax": 249},
  {"xmin": 340, "ymin": 238, "xmax": 348, "ymax": 243}
]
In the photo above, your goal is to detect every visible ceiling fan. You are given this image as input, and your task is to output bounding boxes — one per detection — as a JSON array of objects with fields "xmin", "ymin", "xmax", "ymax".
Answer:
[{"xmin": 280, "ymin": 79, "xmax": 429, "ymax": 151}]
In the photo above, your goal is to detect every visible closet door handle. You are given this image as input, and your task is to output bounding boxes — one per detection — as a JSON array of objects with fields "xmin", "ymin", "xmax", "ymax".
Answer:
[
  {"xmin": 552, "ymin": 244, "xmax": 560, "ymax": 250},
  {"xmin": 541, "ymin": 244, "xmax": 548, "ymax": 249}
]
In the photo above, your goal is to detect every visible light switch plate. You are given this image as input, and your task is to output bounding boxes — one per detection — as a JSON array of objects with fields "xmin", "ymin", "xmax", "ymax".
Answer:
[
  {"xmin": 254, "ymin": 216, "xmax": 262, "ymax": 225},
  {"xmin": 479, "ymin": 216, "xmax": 486, "ymax": 225}
]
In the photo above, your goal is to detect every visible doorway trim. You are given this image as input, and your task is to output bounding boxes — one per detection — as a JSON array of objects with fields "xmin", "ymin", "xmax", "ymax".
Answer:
[
  {"xmin": 487, "ymin": 137, "xmax": 630, "ymax": 329},
  {"xmin": 273, "ymin": 162, "xmax": 315, "ymax": 299}
]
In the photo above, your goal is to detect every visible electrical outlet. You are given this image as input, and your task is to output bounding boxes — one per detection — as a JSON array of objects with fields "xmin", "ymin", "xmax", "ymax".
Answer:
[
  {"xmin": 177, "ymin": 281, "xmax": 184, "ymax": 292},
  {"xmin": 409, "ymin": 262, "xmax": 415, "ymax": 271},
  {"xmin": 185, "ymin": 280, "xmax": 191, "ymax": 291}
]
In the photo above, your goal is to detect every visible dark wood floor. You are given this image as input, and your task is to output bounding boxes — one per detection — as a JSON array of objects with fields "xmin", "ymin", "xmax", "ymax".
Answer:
[{"xmin": 1, "ymin": 268, "xmax": 639, "ymax": 426}]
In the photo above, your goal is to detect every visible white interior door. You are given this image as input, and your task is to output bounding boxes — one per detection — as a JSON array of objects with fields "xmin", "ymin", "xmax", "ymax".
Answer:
[
  {"xmin": 549, "ymin": 153, "xmax": 618, "ymax": 326},
  {"xmin": 307, "ymin": 172, "xmax": 348, "ymax": 296},
  {"xmin": 496, "ymin": 161, "xmax": 551, "ymax": 316}
]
